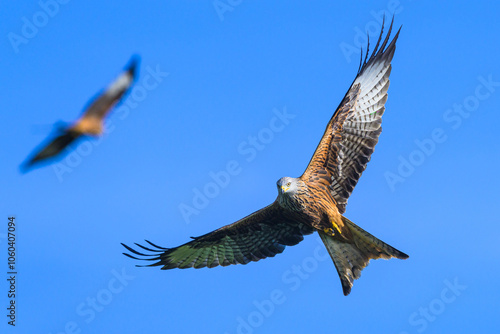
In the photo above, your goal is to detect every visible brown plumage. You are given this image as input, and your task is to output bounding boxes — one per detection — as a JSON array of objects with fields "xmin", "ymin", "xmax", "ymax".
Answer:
[
  {"xmin": 123, "ymin": 18, "xmax": 408, "ymax": 296},
  {"xmin": 21, "ymin": 56, "xmax": 139, "ymax": 171}
]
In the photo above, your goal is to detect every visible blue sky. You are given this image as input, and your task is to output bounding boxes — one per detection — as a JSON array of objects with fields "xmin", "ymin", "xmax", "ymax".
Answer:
[{"xmin": 1, "ymin": 1, "xmax": 499, "ymax": 333}]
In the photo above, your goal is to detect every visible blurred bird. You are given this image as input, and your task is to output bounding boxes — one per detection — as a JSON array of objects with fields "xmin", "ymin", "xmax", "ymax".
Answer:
[
  {"xmin": 123, "ymin": 18, "xmax": 407, "ymax": 296},
  {"xmin": 21, "ymin": 56, "xmax": 139, "ymax": 172}
]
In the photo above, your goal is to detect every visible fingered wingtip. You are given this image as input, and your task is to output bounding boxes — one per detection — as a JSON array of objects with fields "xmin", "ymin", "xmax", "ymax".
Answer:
[
  {"xmin": 144, "ymin": 239, "xmax": 168, "ymax": 250},
  {"xmin": 19, "ymin": 154, "xmax": 47, "ymax": 173},
  {"xmin": 122, "ymin": 252, "xmax": 139, "ymax": 260},
  {"xmin": 121, "ymin": 242, "xmax": 148, "ymax": 256},
  {"xmin": 121, "ymin": 240, "xmax": 166, "ymax": 268},
  {"xmin": 356, "ymin": 14, "xmax": 400, "ymax": 76}
]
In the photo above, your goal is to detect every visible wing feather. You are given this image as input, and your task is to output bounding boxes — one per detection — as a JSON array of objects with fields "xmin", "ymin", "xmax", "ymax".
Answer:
[{"xmin": 122, "ymin": 203, "xmax": 313, "ymax": 269}]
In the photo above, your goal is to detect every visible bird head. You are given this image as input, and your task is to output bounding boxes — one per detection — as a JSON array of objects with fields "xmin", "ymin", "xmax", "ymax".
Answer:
[{"xmin": 277, "ymin": 176, "xmax": 298, "ymax": 196}]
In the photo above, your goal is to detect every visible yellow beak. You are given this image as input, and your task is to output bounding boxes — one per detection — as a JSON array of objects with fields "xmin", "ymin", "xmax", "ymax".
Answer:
[{"xmin": 281, "ymin": 186, "xmax": 289, "ymax": 193}]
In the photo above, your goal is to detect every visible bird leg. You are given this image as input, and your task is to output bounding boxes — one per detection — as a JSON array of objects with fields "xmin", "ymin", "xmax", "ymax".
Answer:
[
  {"xmin": 315, "ymin": 212, "xmax": 343, "ymax": 237},
  {"xmin": 323, "ymin": 227, "xmax": 336, "ymax": 236}
]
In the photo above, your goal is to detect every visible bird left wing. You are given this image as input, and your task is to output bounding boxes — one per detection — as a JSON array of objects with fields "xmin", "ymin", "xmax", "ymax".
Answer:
[
  {"xmin": 122, "ymin": 203, "xmax": 313, "ymax": 269},
  {"xmin": 21, "ymin": 130, "xmax": 81, "ymax": 171},
  {"xmin": 82, "ymin": 56, "xmax": 138, "ymax": 119},
  {"xmin": 302, "ymin": 18, "xmax": 400, "ymax": 214}
]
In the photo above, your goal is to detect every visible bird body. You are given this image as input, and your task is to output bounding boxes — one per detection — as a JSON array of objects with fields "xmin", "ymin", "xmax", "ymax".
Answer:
[
  {"xmin": 276, "ymin": 177, "xmax": 345, "ymax": 239},
  {"xmin": 123, "ymin": 18, "xmax": 408, "ymax": 296},
  {"xmin": 274, "ymin": 176, "xmax": 407, "ymax": 295},
  {"xmin": 69, "ymin": 115, "xmax": 104, "ymax": 136}
]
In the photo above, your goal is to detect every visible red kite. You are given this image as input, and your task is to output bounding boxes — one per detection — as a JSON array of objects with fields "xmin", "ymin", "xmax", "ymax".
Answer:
[
  {"xmin": 123, "ymin": 19, "xmax": 407, "ymax": 295},
  {"xmin": 21, "ymin": 57, "xmax": 138, "ymax": 171}
]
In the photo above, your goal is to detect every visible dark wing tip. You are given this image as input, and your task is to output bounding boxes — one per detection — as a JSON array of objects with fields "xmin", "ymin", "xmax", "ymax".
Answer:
[
  {"xmin": 134, "ymin": 242, "xmax": 164, "ymax": 253},
  {"xmin": 19, "ymin": 160, "xmax": 35, "ymax": 173},
  {"xmin": 20, "ymin": 130, "xmax": 80, "ymax": 173},
  {"xmin": 357, "ymin": 15, "xmax": 400, "ymax": 76},
  {"xmin": 121, "ymin": 241, "xmax": 166, "ymax": 267},
  {"xmin": 126, "ymin": 55, "xmax": 140, "ymax": 79},
  {"xmin": 144, "ymin": 239, "xmax": 168, "ymax": 250}
]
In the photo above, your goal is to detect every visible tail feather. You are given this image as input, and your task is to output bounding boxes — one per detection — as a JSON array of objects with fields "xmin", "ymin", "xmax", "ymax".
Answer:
[
  {"xmin": 320, "ymin": 216, "xmax": 408, "ymax": 296},
  {"xmin": 343, "ymin": 216, "xmax": 408, "ymax": 260},
  {"xmin": 319, "ymin": 231, "xmax": 366, "ymax": 296}
]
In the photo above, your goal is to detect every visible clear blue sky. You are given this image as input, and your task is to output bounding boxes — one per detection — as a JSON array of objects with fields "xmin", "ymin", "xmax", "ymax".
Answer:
[{"xmin": 1, "ymin": 1, "xmax": 499, "ymax": 333}]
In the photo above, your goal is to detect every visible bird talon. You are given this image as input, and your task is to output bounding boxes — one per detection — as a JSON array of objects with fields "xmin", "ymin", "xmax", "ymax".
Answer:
[{"xmin": 323, "ymin": 228, "xmax": 335, "ymax": 236}]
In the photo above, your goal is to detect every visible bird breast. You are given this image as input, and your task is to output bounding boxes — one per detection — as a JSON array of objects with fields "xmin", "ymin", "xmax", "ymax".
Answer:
[
  {"xmin": 277, "ymin": 188, "xmax": 306, "ymax": 212},
  {"xmin": 71, "ymin": 117, "xmax": 103, "ymax": 136}
]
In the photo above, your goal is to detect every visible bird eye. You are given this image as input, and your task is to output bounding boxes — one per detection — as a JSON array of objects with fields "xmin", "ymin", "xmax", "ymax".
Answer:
[{"xmin": 286, "ymin": 182, "xmax": 291, "ymax": 187}]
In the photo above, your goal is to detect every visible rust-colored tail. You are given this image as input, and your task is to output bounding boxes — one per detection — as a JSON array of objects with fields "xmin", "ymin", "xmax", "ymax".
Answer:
[{"xmin": 319, "ymin": 216, "xmax": 408, "ymax": 296}]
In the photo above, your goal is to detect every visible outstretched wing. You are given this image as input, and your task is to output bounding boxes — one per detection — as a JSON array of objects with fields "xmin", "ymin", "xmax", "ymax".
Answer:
[
  {"xmin": 21, "ymin": 130, "xmax": 81, "ymax": 171},
  {"xmin": 122, "ymin": 203, "xmax": 313, "ymax": 269},
  {"xmin": 82, "ymin": 56, "xmax": 139, "ymax": 119},
  {"xmin": 302, "ymin": 18, "xmax": 400, "ymax": 213}
]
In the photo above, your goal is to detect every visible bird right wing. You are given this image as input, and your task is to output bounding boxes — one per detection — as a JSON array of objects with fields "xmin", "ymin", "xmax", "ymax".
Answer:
[
  {"xmin": 302, "ymin": 18, "xmax": 399, "ymax": 214},
  {"xmin": 82, "ymin": 56, "xmax": 139, "ymax": 120},
  {"xmin": 122, "ymin": 203, "xmax": 313, "ymax": 269}
]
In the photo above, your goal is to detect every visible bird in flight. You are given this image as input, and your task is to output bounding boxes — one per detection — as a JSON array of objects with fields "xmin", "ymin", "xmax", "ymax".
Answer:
[
  {"xmin": 123, "ymin": 18, "xmax": 407, "ymax": 296},
  {"xmin": 21, "ymin": 56, "xmax": 139, "ymax": 171}
]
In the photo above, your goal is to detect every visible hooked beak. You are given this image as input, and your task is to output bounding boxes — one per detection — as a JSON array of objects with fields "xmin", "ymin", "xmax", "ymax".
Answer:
[{"xmin": 281, "ymin": 185, "xmax": 289, "ymax": 193}]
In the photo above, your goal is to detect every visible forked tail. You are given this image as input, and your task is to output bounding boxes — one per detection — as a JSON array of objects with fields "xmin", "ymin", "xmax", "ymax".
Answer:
[{"xmin": 319, "ymin": 216, "xmax": 408, "ymax": 296}]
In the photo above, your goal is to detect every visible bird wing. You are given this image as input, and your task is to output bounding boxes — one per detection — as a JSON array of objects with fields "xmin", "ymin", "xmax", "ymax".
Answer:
[
  {"xmin": 122, "ymin": 203, "xmax": 314, "ymax": 269},
  {"xmin": 81, "ymin": 56, "xmax": 138, "ymax": 120},
  {"xmin": 302, "ymin": 18, "xmax": 400, "ymax": 214},
  {"xmin": 21, "ymin": 130, "xmax": 80, "ymax": 170}
]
